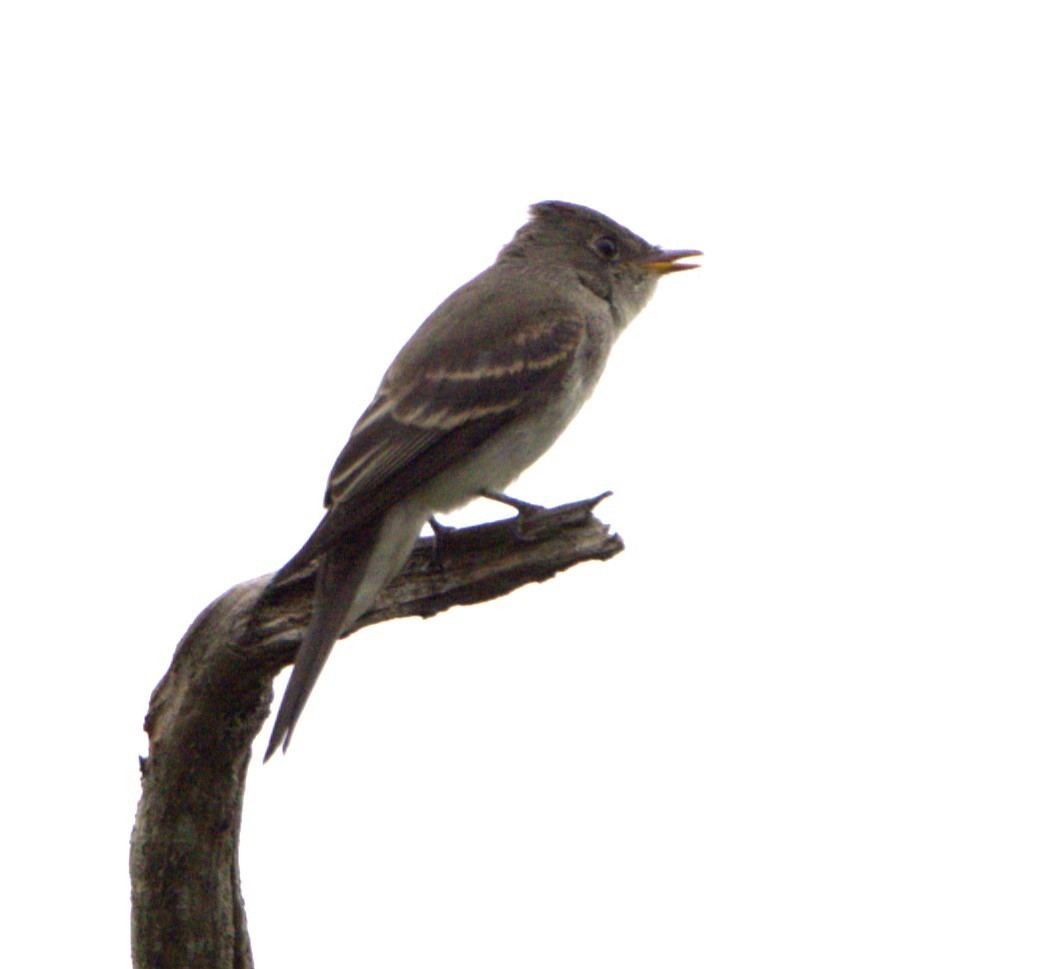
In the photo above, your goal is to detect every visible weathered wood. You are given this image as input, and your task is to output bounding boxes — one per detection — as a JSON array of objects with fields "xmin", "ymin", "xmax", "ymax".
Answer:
[{"xmin": 130, "ymin": 495, "xmax": 623, "ymax": 968}]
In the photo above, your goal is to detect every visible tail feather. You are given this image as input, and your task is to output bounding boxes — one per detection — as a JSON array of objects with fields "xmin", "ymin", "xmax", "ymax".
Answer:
[
  {"xmin": 263, "ymin": 503, "xmax": 427, "ymax": 760},
  {"xmin": 263, "ymin": 532, "xmax": 375, "ymax": 760}
]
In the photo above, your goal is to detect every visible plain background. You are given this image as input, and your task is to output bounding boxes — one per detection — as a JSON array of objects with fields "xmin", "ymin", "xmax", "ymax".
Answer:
[{"xmin": 2, "ymin": 2, "xmax": 1048, "ymax": 966}]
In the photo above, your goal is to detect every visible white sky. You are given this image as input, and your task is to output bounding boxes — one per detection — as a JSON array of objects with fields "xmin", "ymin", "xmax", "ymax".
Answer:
[{"xmin": 3, "ymin": 2, "xmax": 1048, "ymax": 966}]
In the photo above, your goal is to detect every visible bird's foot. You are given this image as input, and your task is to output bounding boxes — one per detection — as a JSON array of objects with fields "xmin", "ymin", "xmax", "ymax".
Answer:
[
  {"xmin": 480, "ymin": 490, "xmax": 547, "ymax": 539},
  {"xmin": 427, "ymin": 516, "xmax": 457, "ymax": 572}
]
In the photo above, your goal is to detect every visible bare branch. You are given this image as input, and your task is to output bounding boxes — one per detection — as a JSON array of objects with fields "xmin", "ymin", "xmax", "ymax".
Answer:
[{"xmin": 130, "ymin": 495, "xmax": 623, "ymax": 969}]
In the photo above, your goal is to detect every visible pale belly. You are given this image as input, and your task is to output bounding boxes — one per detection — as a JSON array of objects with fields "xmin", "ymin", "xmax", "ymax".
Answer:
[{"xmin": 417, "ymin": 376, "xmax": 589, "ymax": 514}]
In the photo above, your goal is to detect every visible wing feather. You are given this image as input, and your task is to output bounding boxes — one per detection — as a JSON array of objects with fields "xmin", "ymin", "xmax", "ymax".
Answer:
[{"xmin": 273, "ymin": 316, "xmax": 584, "ymax": 581}]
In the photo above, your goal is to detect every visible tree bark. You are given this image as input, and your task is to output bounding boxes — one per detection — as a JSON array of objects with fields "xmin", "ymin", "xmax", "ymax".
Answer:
[{"xmin": 129, "ymin": 495, "xmax": 623, "ymax": 969}]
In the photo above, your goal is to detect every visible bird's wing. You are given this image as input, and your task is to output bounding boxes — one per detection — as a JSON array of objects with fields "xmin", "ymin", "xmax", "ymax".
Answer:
[{"xmin": 272, "ymin": 315, "xmax": 584, "ymax": 581}]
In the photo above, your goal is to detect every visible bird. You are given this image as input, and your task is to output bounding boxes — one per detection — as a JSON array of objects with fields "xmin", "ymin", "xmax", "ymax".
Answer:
[{"xmin": 263, "ymin": 201, "xmax": 701, "ymax": 760}]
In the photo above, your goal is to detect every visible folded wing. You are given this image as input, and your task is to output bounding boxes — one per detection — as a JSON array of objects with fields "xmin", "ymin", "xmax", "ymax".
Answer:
[{"xmin": 271, "ymin": 316, "xmax": 584, "ymax": 584}]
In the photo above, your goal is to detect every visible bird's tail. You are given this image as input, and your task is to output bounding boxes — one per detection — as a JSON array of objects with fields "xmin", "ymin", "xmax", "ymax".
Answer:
[{"xmin": 263, "ymin": 504, "xmax": 426, "ymax": 760}]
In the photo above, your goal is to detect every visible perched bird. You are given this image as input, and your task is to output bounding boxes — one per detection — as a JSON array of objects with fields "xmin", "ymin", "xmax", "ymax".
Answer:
[{"xmin": 264, "ymin": 201, "xmax": 701, "ymax": 760}]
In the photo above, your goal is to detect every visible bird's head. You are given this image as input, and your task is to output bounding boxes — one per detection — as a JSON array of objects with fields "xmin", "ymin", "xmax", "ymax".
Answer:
[{"xmin": 500, "ymin": 200, "xmax": 702, "ymax": 327}]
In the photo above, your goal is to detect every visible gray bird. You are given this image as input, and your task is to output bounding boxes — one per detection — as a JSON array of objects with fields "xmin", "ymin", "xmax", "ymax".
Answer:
[{"xmin": 264, "ymin": 201, "xmax": 701, "ymax": 760}]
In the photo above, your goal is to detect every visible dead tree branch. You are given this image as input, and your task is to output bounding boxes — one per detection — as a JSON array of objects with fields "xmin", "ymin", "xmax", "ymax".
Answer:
[{"xmin": 129, "ymin": 495, "xmax": 623, "ymax": 969}]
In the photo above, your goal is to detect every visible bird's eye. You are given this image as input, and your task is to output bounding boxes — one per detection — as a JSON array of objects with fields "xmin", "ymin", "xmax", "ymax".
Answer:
[{"xmin": 592, "ymin": 235, "xmax": 619, "ymax": 259}]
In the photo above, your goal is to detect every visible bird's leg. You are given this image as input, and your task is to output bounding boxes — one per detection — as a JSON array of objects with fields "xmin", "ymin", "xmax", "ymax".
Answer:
[
  {"xmin": 427, "ymin": 516, "xmax": 456, "ymax": 571},
  {"xmin": 479, "ymin": 490, "xmax": 547, "ymax": 538}
]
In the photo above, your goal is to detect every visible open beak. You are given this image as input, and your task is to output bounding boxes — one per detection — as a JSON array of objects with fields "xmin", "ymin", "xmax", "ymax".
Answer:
[{"xmin": 639, "ymin": 248, "xmax": 704, "ymax": 275}]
